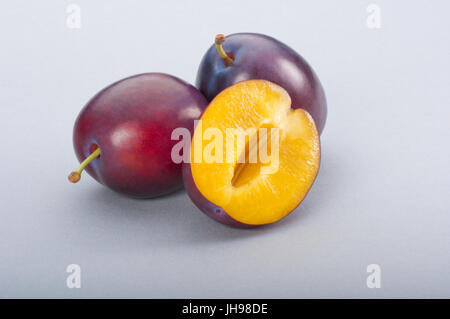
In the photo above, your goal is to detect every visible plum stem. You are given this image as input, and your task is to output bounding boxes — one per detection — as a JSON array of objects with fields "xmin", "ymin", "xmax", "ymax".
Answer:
[
  {"xmin": 215, "ymin": 34, "xmax": 234, "ymax": 66},
  {"xmin": 68, "ymin": 147, "xmax": 101, "ymax": 183}
]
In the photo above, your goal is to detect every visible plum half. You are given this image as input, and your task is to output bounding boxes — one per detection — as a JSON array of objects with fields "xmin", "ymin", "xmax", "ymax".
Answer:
[{"xmin": 183, "ymin": 80, "xmax": 320, "ymax": 227}]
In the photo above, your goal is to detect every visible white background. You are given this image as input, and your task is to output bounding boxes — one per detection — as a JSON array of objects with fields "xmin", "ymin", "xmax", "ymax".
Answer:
[{"xmin": 0, "ymin": 0, "xmax": 449, "ymax": 297}]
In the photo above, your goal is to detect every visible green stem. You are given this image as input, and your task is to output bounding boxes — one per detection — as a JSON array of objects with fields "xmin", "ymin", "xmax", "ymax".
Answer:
[
  {"xmin": 215, "ymin": 34, "xmax": 233, "ymax": 66},
  {"xmin": 68, "ymin": 147, "xmax": 101, "ymax": 183}
]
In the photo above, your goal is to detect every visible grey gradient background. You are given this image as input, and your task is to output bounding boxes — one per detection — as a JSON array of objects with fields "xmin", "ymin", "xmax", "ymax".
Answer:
[{"xmin": 0, "ymin": 0, "xmax": 449, "ymax": 298}]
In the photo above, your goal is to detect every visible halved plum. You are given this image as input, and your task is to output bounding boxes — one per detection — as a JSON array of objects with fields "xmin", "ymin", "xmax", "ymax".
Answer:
[{"xmin": 183, "ymin": 80, "xmax": 320, "ymax": 227}]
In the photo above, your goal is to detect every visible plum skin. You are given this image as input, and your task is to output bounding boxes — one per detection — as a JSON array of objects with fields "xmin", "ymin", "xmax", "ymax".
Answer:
[
  {"xmin": 196, "ymin": 33, "xmax": 327, "ymax": 134},
  {"xmin": 73, "ymin": 73, "xmax": 208, "ymax": 198}
]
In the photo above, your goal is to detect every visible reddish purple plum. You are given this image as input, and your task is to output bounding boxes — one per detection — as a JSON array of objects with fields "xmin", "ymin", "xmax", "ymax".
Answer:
[
  {"xmin": 196, "ymin": 33, "xmax": 327, "ymax": 133},
  {"xmin": 69, "ymin": 73, "xmax": 208, "ymax": 198}
]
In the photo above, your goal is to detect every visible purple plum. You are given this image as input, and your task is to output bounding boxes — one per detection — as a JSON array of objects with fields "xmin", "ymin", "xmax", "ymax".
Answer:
[
  {"xmin": 69, "ymin": 73, "xmax": 208, "ymax": 198},
  {"xmin": 196, "ymin": 33, "xmax": 327, "ymax": 133}
]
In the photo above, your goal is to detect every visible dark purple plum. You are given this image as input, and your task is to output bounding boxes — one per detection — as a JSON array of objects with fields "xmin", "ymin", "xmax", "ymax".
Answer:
[
  {"xmin": 69, "ymin": 73, "xmax": 208, "ymax": 198},
  {"xmin": 196, "ymin": 33, "xmax": 327, "ymax": 134}
]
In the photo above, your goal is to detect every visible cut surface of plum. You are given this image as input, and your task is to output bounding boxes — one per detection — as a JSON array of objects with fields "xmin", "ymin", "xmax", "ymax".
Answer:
[{"xmin": 187, "ymin": 80, "xmax": 320, "ymax": 226}]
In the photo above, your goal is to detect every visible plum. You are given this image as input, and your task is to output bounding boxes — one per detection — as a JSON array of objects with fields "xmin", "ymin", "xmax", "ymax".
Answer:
[
  {"xmin": 196, "ymin": 33, "xmax": 327, "ymax": 134},
  {"xmin": 184, "ymin": 80, "xmax": 320, "ymax": 227},
  {"xmin": 69, "ymin": 73, "xmax": 208, "ymax": 198}
]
